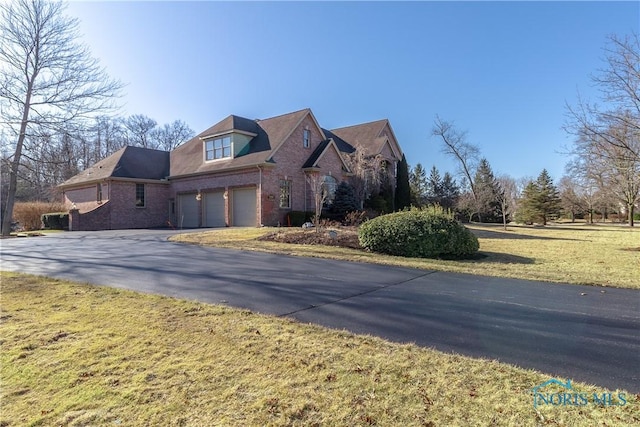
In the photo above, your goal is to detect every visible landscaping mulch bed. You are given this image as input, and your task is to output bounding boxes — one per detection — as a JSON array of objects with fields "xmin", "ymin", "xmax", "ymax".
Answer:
[{"xmin": 258, "ymin": 227, "xmax": 362, "ymax": 249}]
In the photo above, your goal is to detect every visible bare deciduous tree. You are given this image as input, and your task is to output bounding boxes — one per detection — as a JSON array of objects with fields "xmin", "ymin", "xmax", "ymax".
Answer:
[
  {"xmin": 0, "ymin": 0, "xmax": 122, "ymax": 235},
  {"xmin": 558, "ymin": 176, "xmax": 585, "ymax": 222},
  {"xmin": 151, "ymin": 120, "xmax": 195, "ymax": 151},
  {"xmin": 565, "ymin": 33, "xmax": 640, "ymax": 226},
  {"xmin": 432, "ymin": 116, "xmax": 481, "ymax": 219},
  {"xmin": 496, "ymin": 175, "xmax": 517, "ymax": 230},
  {"xmin": 305, "ymin": 173, "xmax": 328, "ymax": 233},
  {"xmin": 124, "ymin": 114, "xmax": 157, "ymax": 148},
  {"xmin": 344, "ymin": 144, "xmax": 384, "ymax": 209}
]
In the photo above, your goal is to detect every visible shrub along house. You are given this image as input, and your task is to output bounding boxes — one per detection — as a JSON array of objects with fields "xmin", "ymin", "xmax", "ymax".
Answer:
[{"xmin": 59, "ymin": 108, "xmax": 403, "ymax": 231}]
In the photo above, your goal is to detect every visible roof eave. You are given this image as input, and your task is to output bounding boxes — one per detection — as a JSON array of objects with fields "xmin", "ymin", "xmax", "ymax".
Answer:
[
  {"xmin": 169, "ymin": 161, "xmax": 276, "ymax": 180},
  {"xmin": 200, "ymin": 129, "xmax": 258, "ymax": 140}
]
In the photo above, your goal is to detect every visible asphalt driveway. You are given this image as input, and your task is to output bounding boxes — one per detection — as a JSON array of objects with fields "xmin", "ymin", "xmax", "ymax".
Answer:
[{"xmin": 1, "ymin": 229, "xmax": 639, "ymax": 393}]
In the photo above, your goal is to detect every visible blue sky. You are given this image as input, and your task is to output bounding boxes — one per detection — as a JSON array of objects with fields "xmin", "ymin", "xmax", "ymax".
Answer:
[{"xmin": 67, "ymin": 1, "xmax": 639, "ymax": 182}]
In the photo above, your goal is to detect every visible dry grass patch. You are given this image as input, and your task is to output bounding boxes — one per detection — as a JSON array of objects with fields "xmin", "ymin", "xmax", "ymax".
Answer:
[
  {"xmin": 1, "ymin": 272, "xmax": 638, "ymax": 426},
  {"xmin": 171, "ymin": 224, "xmax": 640, "ymax": 289},
  {"xmin": 465, "ymin": 223, "xmax": 640, "ymax": 288}
]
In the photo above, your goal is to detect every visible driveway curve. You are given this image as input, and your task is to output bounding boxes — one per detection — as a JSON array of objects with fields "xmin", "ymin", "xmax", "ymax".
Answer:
[{"xmin": 1, "ymin": 229, "xmax": 638, "ymax": 393}]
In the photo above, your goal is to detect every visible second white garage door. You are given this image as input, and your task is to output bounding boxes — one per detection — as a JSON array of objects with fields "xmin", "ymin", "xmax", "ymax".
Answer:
[
  {"xmin": 178, "ymin": 193, "xmax": 199, "ymax": 228},
  {"xmin": 203, "ymin": 191, "xmax": 225, "ymax": 227},
  {"xmin": 232, "ymin": 188, "xmax": 257, "ymax": 227}
]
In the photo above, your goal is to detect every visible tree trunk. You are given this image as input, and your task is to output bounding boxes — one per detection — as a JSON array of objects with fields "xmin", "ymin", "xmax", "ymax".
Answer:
[
  {"xmin": 629, "ymin": 203, "xmax": 635, "ymax": 227},
  {"xmin": 1, "ymin": 158, "xmax": 20, "ymax": 236},
  {"xmin": 1, "ymin": 57, "xmax": 35, "ymax": 236},
  {"xmin": 1, "ymin": 99, "xmax": 31, "ymax": 236}
]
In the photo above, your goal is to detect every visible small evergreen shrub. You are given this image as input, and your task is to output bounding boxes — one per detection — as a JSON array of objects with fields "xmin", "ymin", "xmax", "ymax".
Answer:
[
  {"xmin": 331, "ymin": 182, "xmax": 359, "ymax": 216},
  {"xmin": 358, "ymin": 206, "xmax": 479, "ymax": 258},
  {"xmin": 42, "ymin": 212, "xmax": 69, "ymax": 230}
]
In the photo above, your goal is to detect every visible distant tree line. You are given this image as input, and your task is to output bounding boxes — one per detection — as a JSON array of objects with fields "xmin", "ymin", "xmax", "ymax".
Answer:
[
  {"xmin": 421, "ymin": 32, "xmax": 639, "ymax": 227},
  {"xmin": 0, "ymin": 0, "xmax": 195, "ymax": 234},
  {"xmin": 0, "ymin": 114, "xmax": 194, "ymax": 206}
]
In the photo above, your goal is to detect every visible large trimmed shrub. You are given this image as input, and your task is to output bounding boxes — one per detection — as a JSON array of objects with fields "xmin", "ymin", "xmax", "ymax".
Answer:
[
  {"xmin": 358, "ymin": 207, "xmax": 479, "ymax": 258},
  {"xmin": 42, "ymin": 212, "xmax": 69, "ymax": 230}
]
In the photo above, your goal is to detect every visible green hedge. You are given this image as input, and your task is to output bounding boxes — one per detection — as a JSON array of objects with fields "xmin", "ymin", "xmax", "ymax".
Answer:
[
  {"xmin": 42, "ymin": 212, "xmax": 69, "ymax": 230},
  {"xmin": 358, "ymin": 207, "xmax": 479, "ymax": 258}
]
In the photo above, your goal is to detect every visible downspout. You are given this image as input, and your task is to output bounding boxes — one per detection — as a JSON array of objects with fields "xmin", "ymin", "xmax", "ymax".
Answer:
[
  {"xmin": 256, "ymin": 165, "xmax": 262, "ymax": 226},
  {"xmin": 107, "ymin": 179, "xmax": 111, "ymax": 230}
]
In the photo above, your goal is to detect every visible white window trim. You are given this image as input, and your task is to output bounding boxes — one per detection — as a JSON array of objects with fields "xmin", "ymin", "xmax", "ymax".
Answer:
[
  {"xmin": 204, "ymin": 135, "xmax": 233, "ymax": 162},
  {"xmin": 303, "ymin": 129, "xmax": 310, "ymax": 148}
]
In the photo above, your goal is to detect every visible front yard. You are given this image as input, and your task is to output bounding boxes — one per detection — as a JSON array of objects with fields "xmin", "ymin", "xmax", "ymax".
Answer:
[
  {"xmin": 170, "ymin": 222, "xmax": 640, "ymax": 289},
  {"xmin": 1, "ymin": 272, "xmax": 637, "ymax": 426}
]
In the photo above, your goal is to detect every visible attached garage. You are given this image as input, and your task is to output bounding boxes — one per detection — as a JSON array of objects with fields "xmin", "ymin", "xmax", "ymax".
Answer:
[
  {"xmin": 232, "ymin": 187, "xmax": 257, "ymax": 226},
  {"xmin": 203, "ymin": 191, "xmax": 225, "ymax": 227},
  {"xmin": 178, "ymin": 193, "xmax": 199, "ymax": 228}
]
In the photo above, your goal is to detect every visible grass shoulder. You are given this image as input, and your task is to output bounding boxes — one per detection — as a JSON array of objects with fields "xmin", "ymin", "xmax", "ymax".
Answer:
[
  {"xmin": 170, "ymin": 223, "xmax": 640, "ymax": 289},
  {"xmin": 1, "ymin": 272, "xmax": 637, "ymax": 426}
]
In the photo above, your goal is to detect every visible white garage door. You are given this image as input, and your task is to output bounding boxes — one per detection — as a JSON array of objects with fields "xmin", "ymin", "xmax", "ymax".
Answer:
[
  {"xmin": 232, "ymin": 188, "xmax": 257, "ymax": 226},
  {"xmin": 179, "ymin": 193, "xmax": 199, "ymax": 228},
  {"xmin": 204, "ymin": 191, "xmax": 225, "ymax": 227}
]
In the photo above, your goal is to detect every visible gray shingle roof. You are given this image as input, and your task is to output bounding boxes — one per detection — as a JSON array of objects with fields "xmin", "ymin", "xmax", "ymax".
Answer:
[
  {"xmin": 330, "ymin": 119, "xmax": 390, "ymax": 156},
  {"xmin": 170, "ymin": 109, "xmax": 311, "ymax": 177},
  {"xmin": 59, "ymin": 146, "xmax": 170, "ymax": 187},
  {"xmin": 59, "ymin": 109, "xmax": 399, "ymax": 187}
]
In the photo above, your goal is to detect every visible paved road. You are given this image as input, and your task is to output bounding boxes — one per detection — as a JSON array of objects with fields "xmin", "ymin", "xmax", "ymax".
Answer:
[{"xmin": 1, "ymin": 229, "xmax": 639, "ymax": 393}]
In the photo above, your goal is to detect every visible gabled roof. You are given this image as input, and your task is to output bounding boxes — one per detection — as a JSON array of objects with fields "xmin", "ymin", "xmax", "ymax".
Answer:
[
  {"xmin": 302, "ymin": 139, "xmax": 351, "ymax": 172},
  {"xmin": 170, "ymin": 108, "xmax": 318, "ymax": 178},
  {"xmin": 198, "ymin": 115, "xmax": 260, "ymax": 139},
  {"xmin": 330, "ymin": 119, "xmax": 402, "ymax": 158},
  {"xmin": 260, "ymin": 109, "xmax": 318, "ymax": 160},
  {"xmin": 59, "ymin": 146, "xmax": 170, "ymax": 188},
  {"xmin": 321, "ymin": 128, "xmax": 356, "ymax": 154}
]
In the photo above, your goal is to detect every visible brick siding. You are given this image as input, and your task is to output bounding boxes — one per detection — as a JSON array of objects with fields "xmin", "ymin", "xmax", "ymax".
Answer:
[{"xmin": 63, "ymin": 112, "xmax": 399, "ymax": 230}]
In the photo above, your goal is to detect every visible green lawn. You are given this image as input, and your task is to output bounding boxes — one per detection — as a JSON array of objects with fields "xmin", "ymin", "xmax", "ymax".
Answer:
[
  {"xmin": 170, "ymin": 222, "xmax": 640, "ymax": 289},
  {"xmin": 1, "ymin": 272, "xmax": 637, "ymax": 426}
]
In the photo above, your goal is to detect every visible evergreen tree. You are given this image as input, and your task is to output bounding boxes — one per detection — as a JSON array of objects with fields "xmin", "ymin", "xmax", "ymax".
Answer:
[
  {"xmin": 394, "ymin": 154, "xmax": 411, "ymax": 211},
  {"xmin": 534, "ymin": 169, "xmax": 562, "ymax": 225},
  {"xmin": 331, "ymin": 181, "xmax": 359, "ymax": 216},
  {"xmin": 516, "ymin": 181, "xmax": 541, "ymax": 224},
  {"xmin": 426, "ymin": 166, "xmax": 443, "ymax": 206},
  {"xmin": 473, "ymin": 158, "xmax": 503, "ymax": 223},
  {"xmin": 516, "ymin": 170, "xmax": 562, "ymax": 225},
  {"xmin": 409, "ymin": 163, "xmax": 427, "ymax": 207},
  {"xmin": 441, "ymin": 172, "xmax": 460, "ymax": 210}
]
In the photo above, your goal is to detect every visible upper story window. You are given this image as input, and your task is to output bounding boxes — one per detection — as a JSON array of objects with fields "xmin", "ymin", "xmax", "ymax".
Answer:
[
  {"xmin": 303, "ymin": 129, "xmax": 310, "ymax": 148},
  {"xmin": 205, "ymin": 136, "xmax": 232, "ymax": 161},
  {"xmin": 96, "ymin": 183, "xmax": 102, "ymax": 203},
  {"xmin": 135, "ymin": 183, "xmax": 145, "ymax": 208}
]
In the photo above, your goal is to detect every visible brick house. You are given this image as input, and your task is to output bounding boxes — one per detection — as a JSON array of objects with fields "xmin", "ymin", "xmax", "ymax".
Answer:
[{"xmin": 59, "ymin": 108, "xmax": 403, "ymax": 230}]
